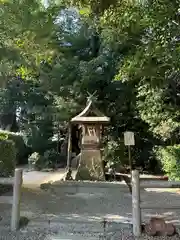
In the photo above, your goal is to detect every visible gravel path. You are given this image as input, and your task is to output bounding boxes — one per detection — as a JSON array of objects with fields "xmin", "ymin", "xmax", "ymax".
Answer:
[
  {"xmin": 0, "ymin": 181, "xmax": 180, "ymax": 239},
  {"xmin": 22, "ymin": 169, "xmax": 65, "ymax": 188}
]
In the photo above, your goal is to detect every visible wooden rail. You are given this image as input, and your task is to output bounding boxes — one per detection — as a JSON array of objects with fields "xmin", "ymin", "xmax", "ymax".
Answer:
[
  {"xmin": 140, "ymin": 203, "xmax": 180, "ymax": 209},
  {"xmin": 140, "ymin": 181, "xmax": 180, "ymax": 188},
  {"xmin": 105, "ymin": 172, "xmax": 169, "ymax": 182},
  {"xmin": 0, "ymin": 177, "xmax": 14, "ymax": 185},
  {"xmin": 132, "ymin": 170, "xmax": 180, "ymax": 237},
  {"xmin": 0, "ymin": 196, "xmax": 13, "ymax": 204},
  {"xmin": 0, "ymin": 169, "xmax": 23, "ymax": 231}
]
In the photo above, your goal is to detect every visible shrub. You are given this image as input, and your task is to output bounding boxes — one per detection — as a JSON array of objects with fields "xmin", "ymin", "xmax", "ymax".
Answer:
[
  {"xmin": 0, "ymin": 132, "xmax": 8, "ymax": 140},
  {"xmin": 37, "ymin": 149, "xmax": 62, "ymax": 170},
  {"xmin": 24, "ymin": 119, "xmax": 54, "ymax": 155},
  {"xmin": 29, "ymin": 149, "xmax": 66, "ymax": 170},
  {"xmin": 43, "ymin": 149, "xmax": 60, "ymax": 167},
  {"xmin": 0, "ymin": 130, "xmax": 29, "ymax": 165},
  {"xmin": 103, "ymin": 139, "xmax": 126, "ymax": 170},
  {"xmin": 28, "ymin": 151, "xmax": 54, "ymax": 171},
  {"xmin": 154, "ymin": 145, "xmax": 180, "ymax": 180},
  {"xmin": 0, "ymin": 139, "xmax": 16, "ymax": 177},
  {"xmin": 28, "ymin": 152, "xmax": 43, "ymax": 170},
  {"xmin": 0, "ymin": 138, "xmax": 16, "ymax": 195}
]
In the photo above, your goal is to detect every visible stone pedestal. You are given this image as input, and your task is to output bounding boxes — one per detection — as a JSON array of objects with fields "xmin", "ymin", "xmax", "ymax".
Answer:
[
  {"xmin": 75, "ymin": 150, "xmax": 105, "ymax": 181},
  {"xmin": 70, "ymin": 99, "xmax": 110, "ymax": 181}
]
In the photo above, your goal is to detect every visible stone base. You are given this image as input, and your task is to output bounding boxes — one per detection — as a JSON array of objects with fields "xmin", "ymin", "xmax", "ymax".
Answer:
[
  {"xmin": 144, "ymin": 217, "xmax": 176, "ymax": 236},
  {"xmin": 75, "ymin": 150, "xmax": 105, "ymax": 181}
]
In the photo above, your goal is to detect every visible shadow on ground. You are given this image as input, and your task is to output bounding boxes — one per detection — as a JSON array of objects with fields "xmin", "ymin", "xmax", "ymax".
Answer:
[{"xmin": 0, "ymin": 182, "xmax": 180, "ymax": 239}]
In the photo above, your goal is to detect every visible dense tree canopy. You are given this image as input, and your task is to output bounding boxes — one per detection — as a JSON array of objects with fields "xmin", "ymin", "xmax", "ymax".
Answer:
[{"xmin": 0, "ymin": 0, "xmax": 180, "ymax": 176}]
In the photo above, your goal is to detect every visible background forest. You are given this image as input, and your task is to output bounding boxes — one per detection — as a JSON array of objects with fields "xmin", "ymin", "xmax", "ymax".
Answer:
[{"xmin": 0, "ymin": 0, "xmax": 180, "ymax": 179}]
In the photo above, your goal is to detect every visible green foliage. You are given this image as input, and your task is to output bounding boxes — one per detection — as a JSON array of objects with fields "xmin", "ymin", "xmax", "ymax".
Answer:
[
  {"xmin": 1, "ymin": 0, "xmax": 180, "ymax": 175},
  {"xmin": 23, "ymin": 118, "xmax": 54, "ymax": 154},
  {"xmin": 17, "ymin": 80, "xmax": 55, "ymax": 154},
  {"xmin": 43, "ymin": 149, "xmax": 60, "ymax": 168},
  {"xmin": 44, "ymin": 149, "xmax": 58, "ymax": 161},
  {"xmin": 72, "ymin": 0, "xmax": 118, "ymax": 15},
  {"xmin": 0, "ymin": 0, "xmax": 61, "ymax": 83},
  {"xmin": 155, "ymin": 145, "xmax": 180, "ymax": 180},
  {"xmin": 0, "ymin": 139, "xmax": 16, "ymax": 177},
  {"xmin": 0, "ymin": 131, "xmax": 8, "ymax": 140},
  {"xmin": 107, "ymin": 0, "xmax": 180, "ymax": 141},
  {"xmin": 28, "ymin": 152, "xmax": 42, "ymax": 170},
  {"xmin": 29, "ymin": 149, "xmax": 62, "ymax": 170},
  {"xmin": 103, "ymin": 139, "xmax": 125, "ymax": 167},
  {"xmin": 0, "ymin": 130, "xmax": 28, "ymax": 165}
]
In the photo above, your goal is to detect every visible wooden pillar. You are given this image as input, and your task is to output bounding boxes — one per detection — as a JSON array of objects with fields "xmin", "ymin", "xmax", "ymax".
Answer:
[
  {"xmin": 66, "ymin": 123, "xmax": 72, "ymax": 169},
  {"xmin": 11, "ymin": 168, "xmax": 23, "ymax": 231},
  {"xmin": 132, "ymin": 170, "xmax": 141, "ymax": 237}
]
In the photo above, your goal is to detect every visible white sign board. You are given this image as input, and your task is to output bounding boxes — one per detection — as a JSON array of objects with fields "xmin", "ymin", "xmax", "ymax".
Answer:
[{"xmin": 124, "ymin": 131, "xmax": 135, "ymax": 146}]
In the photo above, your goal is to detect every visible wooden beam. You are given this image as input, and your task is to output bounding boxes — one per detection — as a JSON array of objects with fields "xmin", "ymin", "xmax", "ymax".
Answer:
[
  {"xmin": 66, "ymin": 123, "xmax": 72, "ymax": 169},
  {"xmin": 105, "ymin": 172, "xmax": 168, "ymax": 181},
  {"xmin": 140, "ymin": 181, "xmax": 180, "ymax": 188},
  {"xmin": 11, "ymin": 168, "xmax": 23, "ymax": 231},
  {"xmin": 0, "ymin": 177, "xmax": 14, "ymax": 185},
  {"xmin": 132, "ymin": 170, "xmax": 141, "ymax": 237},
  {"xmin": 71, "ymin": 116, "xmax": 110, "ymax": 123},
  {"xmin": 0, "ymin": 196, "xmax": 13, "ymax": 204},
  {"xmin": 140, "ymin": 203, "xmax": 180, "ymax": 209},
  {"xmin": 105, "ymin": 172, "xmax": 129, "ymax": 177}
]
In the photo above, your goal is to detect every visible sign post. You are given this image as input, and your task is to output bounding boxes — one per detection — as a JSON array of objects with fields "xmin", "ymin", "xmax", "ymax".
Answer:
[{"xmin": 124, "ymin": 131, "xmax": 135, "ymax": 177}]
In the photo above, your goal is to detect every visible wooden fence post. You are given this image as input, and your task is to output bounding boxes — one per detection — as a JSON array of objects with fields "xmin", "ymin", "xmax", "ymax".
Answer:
[
  {"xmin": 132, "ymin": 170, "xmax": 141, "ymax": 237},
  {"xmin": 11, "ymin": 168, "xmax": 23, "ymax": 231}
]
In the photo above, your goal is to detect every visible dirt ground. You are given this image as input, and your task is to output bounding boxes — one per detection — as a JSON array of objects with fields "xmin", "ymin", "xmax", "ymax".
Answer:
[
  {"xmin": 1, "ymin": 183, "xmax": 180, "ymax": 226},
  {"xmin": 20, "ymin": 184, "xmax": 180, "ymax": 225},
  {"xmin": 0, "ymin": 181, "xmax": 180, "ymax": 239}
]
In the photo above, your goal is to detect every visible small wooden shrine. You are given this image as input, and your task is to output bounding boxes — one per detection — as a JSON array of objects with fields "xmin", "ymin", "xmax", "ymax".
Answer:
[{"xmin": 70, "ymin": 97, "xmax": 110, "ymax": 181}]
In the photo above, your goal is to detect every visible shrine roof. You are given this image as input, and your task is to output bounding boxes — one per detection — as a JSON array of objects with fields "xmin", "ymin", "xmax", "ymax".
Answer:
[{"xmin": 71, "ymin": 99, "xmax": 110, "ymax": 124}]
